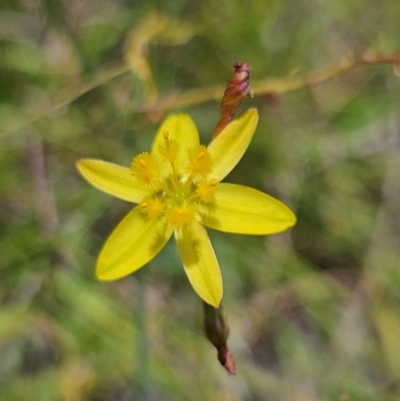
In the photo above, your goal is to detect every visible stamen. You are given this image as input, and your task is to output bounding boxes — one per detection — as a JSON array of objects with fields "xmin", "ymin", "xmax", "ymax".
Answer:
[
  {"xmin": 187, "ymin": 145, "xmax": 213, "ymax": 178},
  {"xmin": 131, "ymin": 152, "xmax": 162, "ymax": 189},
  {"xmin": 168, "ymin": 204, "xmax": 196, "ymax": 227},
  {"xmin": 158, "ymin": 137, "xmax": 180, "ymax": 163},
  {"xmin": 195, "ymin": 179, "xmax": 218, "ymax": 203},
  {"xmin": 140, "ymin": 197, "xmax": 164, "ymax": 219}
]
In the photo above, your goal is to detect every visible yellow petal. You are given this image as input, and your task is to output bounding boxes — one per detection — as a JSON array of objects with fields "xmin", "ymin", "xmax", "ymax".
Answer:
[
  {"xmin": 174, "ymin": 222, "xmax": 222, "ymax": 307},
  {"xmin": 151, "ymin": 113, "xmax": 200, "ymax": 175},
  {"xmin": 198, "ymin": 183, "xmax": 296, "ymax": 235},
  {"xmin": 77, "ymin": 159, "xmax": 148, "ymax": 203},
  {"xmin": 208, "ymin": 108, "xmax": 258, "ymax": 181},
  {"xmin": 97, "ymin": 207, "xmax": 173, "ymax": 280}
]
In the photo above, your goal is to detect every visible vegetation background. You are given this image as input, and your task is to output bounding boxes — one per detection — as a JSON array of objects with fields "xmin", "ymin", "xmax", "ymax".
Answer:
[{"xmin": 1, "ymin": 0, "xmax": 400, "ymax": 400}]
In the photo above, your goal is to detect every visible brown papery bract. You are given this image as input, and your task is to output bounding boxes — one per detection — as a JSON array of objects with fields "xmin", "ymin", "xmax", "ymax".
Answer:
[{"xmin": 212, "ymin": 62, "xmax": 252, "ymax": 139}]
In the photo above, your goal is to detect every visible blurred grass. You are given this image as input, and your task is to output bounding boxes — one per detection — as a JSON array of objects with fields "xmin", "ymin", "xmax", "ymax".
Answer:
[{"xmin": 1, "ymin": 0, "xmax": 400, "ymax": 400}]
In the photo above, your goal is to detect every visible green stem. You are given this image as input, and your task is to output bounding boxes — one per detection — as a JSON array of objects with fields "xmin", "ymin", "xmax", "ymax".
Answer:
[
  {"xmin": 135, "ymin": 269, "xmax": 148, "ymax": 401},
  {"xmin": 203, "ymin": 301, "xmax": 229, "ymax": 347}
]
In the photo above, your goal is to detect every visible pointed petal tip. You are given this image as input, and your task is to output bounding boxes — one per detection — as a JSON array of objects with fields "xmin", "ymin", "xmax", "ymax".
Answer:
[
  {"xmin": 177, "ymin": 112, "xmax": 190, "ymax": 118},
  {"xmin": 199, "ymin": 184, "xmax": 297, "ymax": 235},
  {"xmin": 209, "ymin": 108, "xmax": 260, "ymax": 182},
  {"xmin": 241, "ymin": 107, "xmax": 259, "ymax": 121},
  {"xmin": 162, "ymin": 112, "xmax": 195, "ymax": 126},
  {"xmin": 208, "ymin": 297, "xmax": 222, "ymax": 309},
  {"xmin": 76, "ymin": 158, "xmax": 95, "ymax": 176},
  {"xmin": 96, "ymin": 272, "xmax": 114, "ymax": 282},
  {"xmin": 192, "ymin": 278, "xmax": 223, "ymax": 308},
  {"xmin": 285, "ymin": 208, "xmax": 297, "ymax": 229},
  {"xmin": 76, "ymin": 158, "xmax": 87, "ymax": 170},
  {"xmin": 96, "ymin": 271, "xmax": 129, "ymax": 282},
  {"xmin": 95, "ymin": 260, "xmax": 137, "ymax": 282},
  {"xmin": 203, "ymin": 293, "xmax": 222, "ymax": 308},
  {"xmin": 247, "ymin": 107, "xmax": 258, "ymax": 114},
  {"xmin": 95, "ymin": 264, "xmax": 123, "ymax": 282},
  {"xmin": 273, "ymin": 207, "xmax": 297, "ymax": 233},
  {"xmin": 76, "ymin": 158, "xmax": 100, "ymax": 174}
]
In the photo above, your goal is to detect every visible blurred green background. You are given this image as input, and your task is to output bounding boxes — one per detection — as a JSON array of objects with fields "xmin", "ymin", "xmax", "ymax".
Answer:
[{"xmin": 1, "ymin": 0, "xmax": 400, "ymax": 400}]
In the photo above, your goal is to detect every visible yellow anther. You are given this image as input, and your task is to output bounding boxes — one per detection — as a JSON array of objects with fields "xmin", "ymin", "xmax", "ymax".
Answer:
[
  {"xmin": 195, "ymin": 179, "xmax": 217, "ymax": 203},
  {"xmin": 158, "ymin": 135, "xmax": 180, "ymax": 163},
  {"xmin": 168, "ymin": 204, "xmax": 196, "ymax": 227},
  {"xmin": 187, "ymin": 145, "xmax": 213, "ymax": 178},
  {"xmin": 140, "ymin": 197, "xmax": 164, "ymax": 219},
  {"xmin": 131, "ymin": 152, "xmax": 162, "ymax": 189}
]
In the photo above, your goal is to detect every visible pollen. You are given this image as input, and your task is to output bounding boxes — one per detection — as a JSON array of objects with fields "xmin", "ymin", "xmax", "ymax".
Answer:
[
  {"xmin": 168, "ymin": 204, "xmax": 197, "ymax": 227},
  {"xmin": 187, "ymin": 145, "xmax": 213, "ymax": 178},
  {"xmin": 131, "ymin": 152, "xmax": 162, "ymax": 189}
]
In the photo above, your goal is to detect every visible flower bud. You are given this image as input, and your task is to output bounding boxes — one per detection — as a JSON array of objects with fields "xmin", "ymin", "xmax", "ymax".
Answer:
[{"xmin": 203, "ymin": 302, "xmax": 236, "ymax": 375}]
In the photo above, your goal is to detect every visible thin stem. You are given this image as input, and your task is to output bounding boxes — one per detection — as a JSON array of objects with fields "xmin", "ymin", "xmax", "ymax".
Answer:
[
  {"xmin": 135, "ymin": 270, "xmax": 149, "ymax": 401},
  {"xmin": 26, "ymin": 133, "xmax": 59, "ymax": 236},
  {"xmin": 4, "ymin": 54, "xmax": 399, "ymax": 139}
]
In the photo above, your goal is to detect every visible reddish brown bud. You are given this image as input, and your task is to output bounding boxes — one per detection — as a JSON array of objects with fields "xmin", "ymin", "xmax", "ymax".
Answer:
[
  {"xmin": 212, "ymin": 62, "xmax": 252, "ymax": 139},
  {"xmin": 217, "ymin": 344, "xmax": 236, "ymax": 376},
  {"xmin": 203, "ymin": 302, "xmax": 236, "ymax": 375}
]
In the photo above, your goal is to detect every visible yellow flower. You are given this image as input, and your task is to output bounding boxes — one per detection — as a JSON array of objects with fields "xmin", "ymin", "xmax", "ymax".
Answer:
[{"xmin": 76, "ymin": 109, "xmax": 296, "ymax": 307}]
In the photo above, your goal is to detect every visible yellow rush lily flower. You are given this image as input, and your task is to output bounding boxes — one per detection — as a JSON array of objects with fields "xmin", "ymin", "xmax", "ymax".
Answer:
[{"xmin": 77, "ymin": 109, "xmax": 296, "ymax": 307}]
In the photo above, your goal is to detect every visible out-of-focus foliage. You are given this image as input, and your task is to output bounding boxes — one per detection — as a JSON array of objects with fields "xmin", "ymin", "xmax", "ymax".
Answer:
[{"xmin": 1, "ymin": 0, "xmax": 400, "ymax": 400}]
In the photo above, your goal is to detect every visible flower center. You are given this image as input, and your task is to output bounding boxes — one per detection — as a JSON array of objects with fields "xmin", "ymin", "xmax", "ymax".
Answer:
[{"xmin": 131, "ymin": 132, "xmax": 217, "ymax": 227}]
